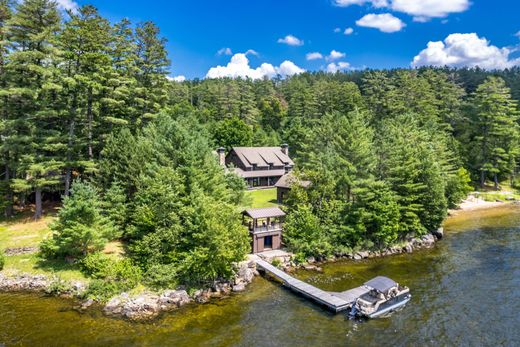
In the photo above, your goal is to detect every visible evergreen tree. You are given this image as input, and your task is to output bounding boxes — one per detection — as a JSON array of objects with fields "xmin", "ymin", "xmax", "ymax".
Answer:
[{"xmin": 471, "ymin": 77, "xmax": 519, "ymax": 189}]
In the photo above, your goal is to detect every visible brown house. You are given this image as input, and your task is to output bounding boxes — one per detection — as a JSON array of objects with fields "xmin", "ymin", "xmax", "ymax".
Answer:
[
  {"xmin": 275, "ymin": 172, "xmax": 311, "ymax": 204},
  {"xmin": 242, "ymin": 207, "xmax": 286, "ymax": 253},
  {"xmin": 218, "ymin": 145, "xmax": 294, "ymax": 189}
]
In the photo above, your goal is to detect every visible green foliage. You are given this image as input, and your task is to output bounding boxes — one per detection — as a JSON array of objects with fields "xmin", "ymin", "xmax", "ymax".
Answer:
[
  {"xmin": 81, "ymin": 252, "xmax": 142, "ymax": 301},
  {"xmin": 144, "ymin": 263, "xmax": 178, "ymax": 289},
  {"xmin": 40, "ymin": 181, "xmax": 116, "ymax": 259},
  {"xmin": 213, "ymin": 116, "xmax": 253, "ymax": 150},
  {"xmin": 102, "ymin": 181, "xmax": 128, "ymax": 236},
  {"xmin": 446, "ymin": 168, "xmax": 473, "ymax": 208},
  {"xmin": 46, "ymin": 275, "xmax": 71, "ymax": 296}
]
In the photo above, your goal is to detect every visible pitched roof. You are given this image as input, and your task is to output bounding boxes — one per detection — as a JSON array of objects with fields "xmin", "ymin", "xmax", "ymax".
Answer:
[
  {"xmin": 231, "ymin": 147, "xmax": 294, "ymax": 169},
  {"xmin": 275, "ymin": 173, "xmax": 311, "ymax": 189},
  {"xmin": 242, "ymin": 207, "xmax": 286, "ymax": 219}
]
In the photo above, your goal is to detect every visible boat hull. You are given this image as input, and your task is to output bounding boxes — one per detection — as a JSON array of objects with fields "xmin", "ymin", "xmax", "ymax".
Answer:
[{"xmin": 353, "ymin": 293, "xmax": 412, "ymax": 319}]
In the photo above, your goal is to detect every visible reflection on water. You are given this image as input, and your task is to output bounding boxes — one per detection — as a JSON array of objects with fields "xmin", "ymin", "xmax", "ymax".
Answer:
[{"xmin": 1, "ymin": 205, "xmax": 520, "ymax": 346}]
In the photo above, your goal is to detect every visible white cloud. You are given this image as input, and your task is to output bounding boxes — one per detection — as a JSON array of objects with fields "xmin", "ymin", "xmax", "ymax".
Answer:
[
  {"xmin": 326, "ymin": 61, "xmax": 351, "ymax": 73},
  {"xmin": 167, "ymin": 75, "xmax": 186, "ymax": 82},
  {"xmin": 306, "ymin": 52, "xmax": 323, "ymax": 60},
  {"xmin": 334, "ymin": 0, "xmax": 388, "ymax": 7},
  {"xmin": 245, "ymin": 49, "xmax": 259, "ymax": 56},
  {"xmin": 344, "ymin": 27, "xmax": 354, "ymax": 35},
  {"xmin": 327, "ymin": 50, "xmax": 346, "ymax": 61},
  {"xmin": 206, "ymin": 53, "xmax": 304, "ymax": 79},
  {"xmin": 334, "ymin": 27, "xmax": 341, "ymax": 33},
  {"xmin": 217, "ymin": 47, "xmax": 233, "ymax": 56},
  {"xmin": 412, "ymin": 33, "xmax": 520, "ymax": 70},
  {"xmin": 391, "ymin": 0, "xmax": 469, "ymax": 19},
  {"xmin": 277, "ymin": 35, "xmax": 304, "ymax": 46},
  {"xmin": 515, "ymin": 31, "xmax": 520, "ymax": 39},
  {"xmin": 334, "ymin": 0, "xmax": 470, "ymax": 20},
  {"xmin": 56, "ymin": 0, "xmax": 78, "ymax": 11},
  {"xmin": 356, "ymin": 13, "xmax": 405, "ymax": 33}
]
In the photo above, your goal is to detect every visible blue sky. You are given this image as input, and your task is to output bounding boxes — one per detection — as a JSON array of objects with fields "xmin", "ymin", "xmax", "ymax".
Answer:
[{"xmin": 67, "ymin": 0, "xmax": 520, "ymax": 80}]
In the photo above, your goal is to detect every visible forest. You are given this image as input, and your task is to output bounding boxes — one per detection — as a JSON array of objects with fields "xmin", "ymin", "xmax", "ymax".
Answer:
[{"xmin": 1, "ymin": 0, "xmax": 519, "ymax": 293}]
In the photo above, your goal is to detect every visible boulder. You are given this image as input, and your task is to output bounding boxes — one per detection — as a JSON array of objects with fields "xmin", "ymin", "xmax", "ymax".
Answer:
[
  {"xmin": 353, "ymin": 254, "xmax": 362, "ymax": 260},
  {"xmin": 357, "ymin": 251, "xmax": 369, "ymax": 259},
  {"xmin": 121, "ymin": 295, "xmax": 160, "ymax": 321},
  {"xmin": 403, "ymin": 244, "xmax": 414, "ymax": 253},
  {"xmin": 303, "ymin": 264, "xmax": 317, "ymax": 271},
  {"xmin": 306, "ymin": 256, "xmax": 316, "ymax": 264},
  {"xmin": 432, "ymin": 227, "xmax": 444, "ymax": 240},
  {"xmin": 232, "ymin": 283, "xmax": 246, "ymax": 292}
]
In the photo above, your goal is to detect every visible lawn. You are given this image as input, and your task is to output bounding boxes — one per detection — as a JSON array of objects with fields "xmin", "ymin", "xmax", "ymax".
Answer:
[
  {"xmin": 243, "ymin": 188, "xmax": 279, "ymax": 209},
  {"xmin": 0, "ymin": 208, "xmax": 87, "ymax": 282}
]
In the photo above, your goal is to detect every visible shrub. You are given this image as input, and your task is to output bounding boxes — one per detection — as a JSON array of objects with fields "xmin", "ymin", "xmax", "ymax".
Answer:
[
  {"xmin": 84, "ymin": 279, "xmax": 126, "ymax": 302},
  {"xmin": 144, "ymin": 263, "xmax": 178, "ymax": 289},
  {"xmin": 46, "ymin": 275, "xmax": 71, "ymax": 295},
  {"xmin": 271, "ymin": 258, "xmax": 282, "ymax": 268}
]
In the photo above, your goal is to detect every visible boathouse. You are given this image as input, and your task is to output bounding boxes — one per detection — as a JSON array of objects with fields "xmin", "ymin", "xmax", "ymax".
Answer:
[
  {"xmin": 242, "ymin": 207, "xmax": 286, "ymax": 253},
  {"xmin": 217, "ymin": 145, "xmax": 294, "ymax": 189}
]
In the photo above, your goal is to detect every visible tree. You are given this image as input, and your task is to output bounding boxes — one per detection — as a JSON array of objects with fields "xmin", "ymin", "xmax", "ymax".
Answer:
[
  {"xmin": 213, "ymin": 116, "xmax": 253, "ymax": 150},
  {"xmin": 41, "ymin": 181, "xmax": 116, "ymax": 258},
  {"xmin": 5, "ymin": 0, "xmax": 62, "ymax": 219},
  {"xmin": 471, "ymin": 77, "xmax": 519, "ymax": 189}
]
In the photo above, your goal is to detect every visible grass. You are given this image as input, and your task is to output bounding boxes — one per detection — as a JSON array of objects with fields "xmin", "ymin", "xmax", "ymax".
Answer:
[
  {"xmin": 0, "ymin": 205, "xmax": 87, "ymax": 282},
  {"xmin": 473, "ymin": 180, "xmax": 520, "ymax": 202},
  {"xmin": 243, "ymin": 188, "xmax": 279, "ymax": 209}
]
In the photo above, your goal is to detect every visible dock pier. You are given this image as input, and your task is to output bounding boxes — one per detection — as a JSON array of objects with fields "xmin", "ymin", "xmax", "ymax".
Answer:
[{"xmin": 254, "ymin": 258, "xmax": 370, "ymax": 313}]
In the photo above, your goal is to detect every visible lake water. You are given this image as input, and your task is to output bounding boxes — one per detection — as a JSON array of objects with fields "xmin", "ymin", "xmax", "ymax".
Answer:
[{"xmin": 1, "ymin": 206, "xmax": 519, "ymax": 346}]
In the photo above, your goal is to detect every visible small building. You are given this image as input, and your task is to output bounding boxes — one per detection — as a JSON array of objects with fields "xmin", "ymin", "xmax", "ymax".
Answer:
[
  {"xmin": 242, "ymin": 207, "xmax": 286, "ymax": 253},
  {"xmin": 275, "ymin": 172, "xmax": 311, "ymax": 204},
  {"xmin": 217, "ymin": 145, "xmax": 293, "ymax": 189}
]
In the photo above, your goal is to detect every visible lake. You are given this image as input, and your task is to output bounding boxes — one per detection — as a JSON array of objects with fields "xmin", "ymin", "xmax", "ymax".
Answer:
[{"xmin": 1, "ymin": 205, "xmax": 519, "ymax": 346}]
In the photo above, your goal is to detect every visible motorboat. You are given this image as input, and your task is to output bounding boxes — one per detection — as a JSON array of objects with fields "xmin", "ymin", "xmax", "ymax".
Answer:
[{"xmin": 349, "ymin": 276, "xmax": 411, "ymax": 318}]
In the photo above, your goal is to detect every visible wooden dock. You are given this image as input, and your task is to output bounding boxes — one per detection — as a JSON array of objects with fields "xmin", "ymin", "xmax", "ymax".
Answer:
[{"xmin": 254, "ymin": 258, "xmax": 369, "ymax": 313}]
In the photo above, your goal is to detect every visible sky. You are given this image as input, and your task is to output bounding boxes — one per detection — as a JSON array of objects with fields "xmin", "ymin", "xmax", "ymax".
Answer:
[{"xmin": 62, "ymin": 0, "xmax": 520, "ymax": 81}]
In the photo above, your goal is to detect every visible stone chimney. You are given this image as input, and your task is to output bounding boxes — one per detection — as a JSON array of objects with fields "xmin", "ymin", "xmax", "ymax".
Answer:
[
  {"xmin": 217, "ymin": 147, "xmax": 226, "ymax": 166},
  {"xmin": 281, "ymin": 143, "xmax": 289, "ymax": 157}
]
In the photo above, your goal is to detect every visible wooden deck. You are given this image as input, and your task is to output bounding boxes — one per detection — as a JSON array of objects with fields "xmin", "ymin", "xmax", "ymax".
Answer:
[{"xmin": 254, "ymin": 258, "xmax": 368, "ymax": 313}]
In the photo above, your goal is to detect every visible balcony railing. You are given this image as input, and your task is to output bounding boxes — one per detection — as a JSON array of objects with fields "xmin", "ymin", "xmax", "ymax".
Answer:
[{"xmin": 249, "ymin": 223, "xmax": 283, "ymax": 234}]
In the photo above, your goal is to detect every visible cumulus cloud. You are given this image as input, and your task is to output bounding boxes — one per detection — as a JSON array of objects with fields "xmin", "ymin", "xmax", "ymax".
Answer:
[
  {"xmin": 327, "ymin": 50, "xmax": 346, "ymax": 61},
  {"xmin": 206, "ymin": 53, "xmax": 304, "ymax": 79},
  {"xmin": 356, "ymin": 13, "xmax": 405, "ymax": 33},
  {"xmin": 56, "ymin": 0, "xmax": 79, "ymax": 11},
  {"xmin": 391, "ymin": 0, "xmax": 469, "ymax": 19},
  {"xmin": 306, "ymin": 52, "xmax": 323, "ymax": 61},
  {"xmin": 326, "ymin": 61, "xmax": 351, "ymax": 73},
  {"xmin": 334, "ymin": 27, "xmax": 341, "ymax": 33},
  {"xmin": 515, "ymin": 31, "xmax": 520, "ymax": 39},
  {"xmin": 344, "ymin": 27, "xmax": 354, "ymax": 35},
  {"xmin": 245, "ymin": 49, "xmax": 259, "ymax": 56},
  {"xmin": 277, "ymin": 35, "xmax": 304, "ymax": 46},
  {"xmin": 217, "ymin": 47, "xmax": 233, "ymax": 56},
  {"xmin": 412, "ymin": 33, "xmax": 520, "ymax": 70},
  {"xmin": 334, "ymin": 0, "xmax": 470, "ymax": 20}
]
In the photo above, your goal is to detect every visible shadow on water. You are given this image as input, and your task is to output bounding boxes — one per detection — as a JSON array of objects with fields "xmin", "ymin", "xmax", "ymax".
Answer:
[{"xmin": 1, "ymin": 205, "xmax": 520, "ymax": 347}]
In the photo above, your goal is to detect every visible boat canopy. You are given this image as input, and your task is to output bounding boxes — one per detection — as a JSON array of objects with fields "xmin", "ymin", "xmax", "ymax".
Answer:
[{"xmin": 364, "ymin": 276, "xmax": 397, "ymax": 294}]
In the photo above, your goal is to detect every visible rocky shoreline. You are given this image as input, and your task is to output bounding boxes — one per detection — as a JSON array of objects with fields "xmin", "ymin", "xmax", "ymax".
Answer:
[{"xmin": 0, "ymin": 231, "xmax": 440, "ymax": 321}]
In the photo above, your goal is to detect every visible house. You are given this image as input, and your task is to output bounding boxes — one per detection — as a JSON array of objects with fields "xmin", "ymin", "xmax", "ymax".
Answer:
[
  {"xmin": 275, "ymin": 172, "xmax": 311, "ymax": 204},
  {"xmin": 242, "ymin": 207, "xmax": 286, "ymax": 253},
  {"xmin": 218, "ymin": 145, "xmax": 294, "ymax": 189}
]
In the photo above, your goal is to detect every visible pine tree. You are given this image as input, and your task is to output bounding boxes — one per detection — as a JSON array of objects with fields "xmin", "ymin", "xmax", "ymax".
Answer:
[
  {"xmin": 6, "ymin": 0, "xmax": 62, "ymax": 219},
  {"xmin": 472, "ymin": 77, "xmax": 519, "ymax": 189}
]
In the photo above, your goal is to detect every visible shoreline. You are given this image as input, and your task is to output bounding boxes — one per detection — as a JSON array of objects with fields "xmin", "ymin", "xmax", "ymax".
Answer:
[{"xmin": 0, "ymin": 200, "xmax": 515, "ymax": 321}]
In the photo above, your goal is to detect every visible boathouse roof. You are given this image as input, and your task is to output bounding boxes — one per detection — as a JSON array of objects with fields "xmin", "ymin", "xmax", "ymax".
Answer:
[{"xmin": 242, "ymin": 207, "xmax": 286, "ymax": 220}]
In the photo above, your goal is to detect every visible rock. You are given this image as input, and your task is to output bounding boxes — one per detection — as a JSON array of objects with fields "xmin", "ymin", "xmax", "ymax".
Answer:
[
  {"xmin": 232, "ymin": 283, "xmax": 246, "ymax": 292},
  {"xmin": 104, "ymin": 296, "xmax": 124, "ymax": 316},
  {"xmin": 3, "ymin": 246, "xmax": 38, "ymax": 256},
  {"xmin": 353, "ymin": 254, "xmax": 362, "ymax": 260},
  {"xmin": 306, "ymin": 256, "xmax": 316, "ymax": 264},
  {"xmin": 432, "ymin": 227, "xmax": 444, "ymax": 239},
  {"xmin": 357, "ymin": 251, "xmax": 369, "ymax": 259},
  {"xmin": 159, "ymin": 290, "xmax": 191, "ymax": 308},
  {"xmin": 505, "ymin": 196, "xmax": 515, "ymax": 201},
  {"xmin": 194, "ymin": 289, "xmax": 212, "ymax": 304},
  {"xmin": 303, "ymin": 264, "xmax": 317, "ymax": 271},
  {"xmin": 496, "ymin": 199, "xmax": 504, "ymax": 203},
  {"xmin": 316, "ymin": 267, "xmax": 323, "ymax": 273},
  {"xmin": 122, "ymin": 295, "xmax": 160, "ymax": 321},
  {"xmin": 81, "ymin": 299, "xmax": 95, "ymax": 310},
  {"xmin": 403, "ymin": 244, "xmax": 414, "ymax": 253},
  {"xmin": 236, "ymin": 262, "xmax": 255, "ymax": 284}
]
